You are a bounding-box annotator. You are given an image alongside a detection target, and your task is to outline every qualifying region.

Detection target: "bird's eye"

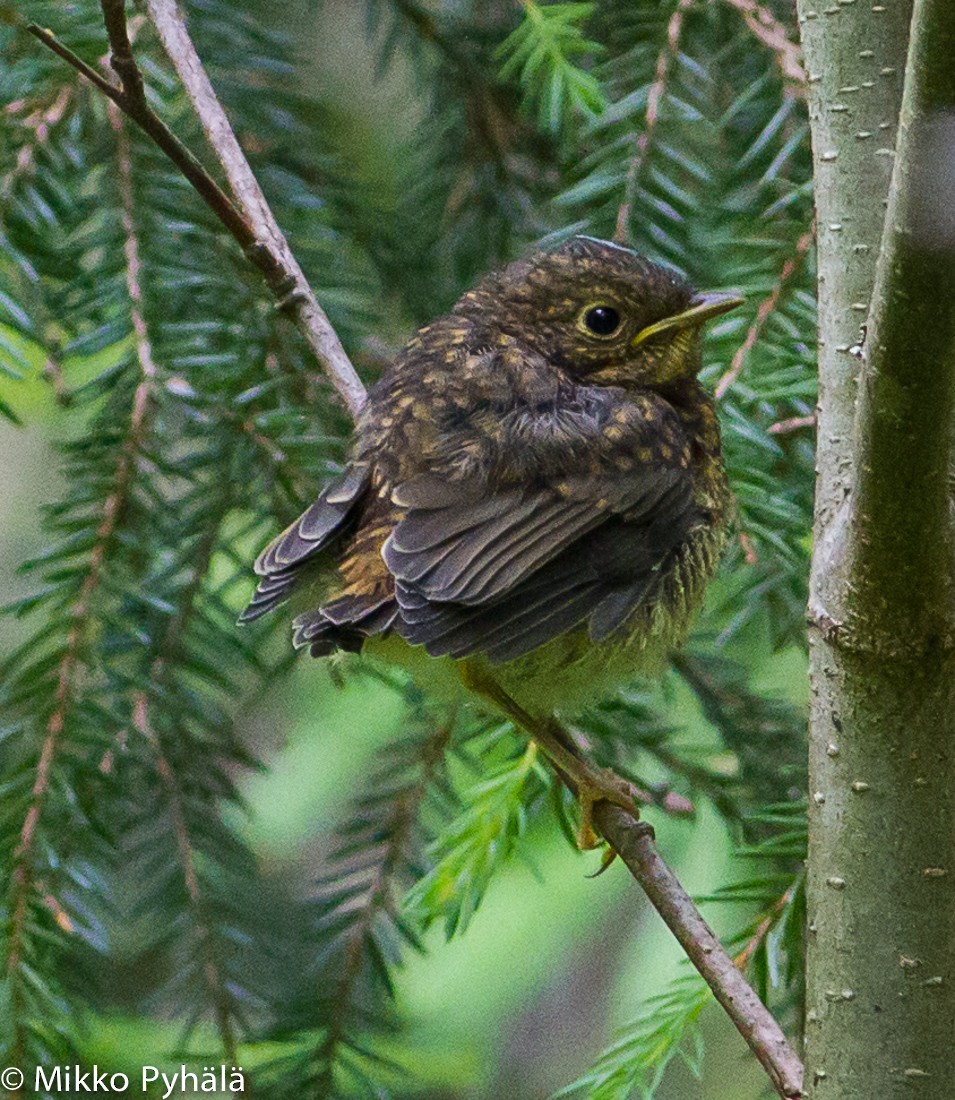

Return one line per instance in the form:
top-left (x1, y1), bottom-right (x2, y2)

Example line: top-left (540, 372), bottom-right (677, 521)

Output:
top-left (581, 304), bottom-right (622, 338)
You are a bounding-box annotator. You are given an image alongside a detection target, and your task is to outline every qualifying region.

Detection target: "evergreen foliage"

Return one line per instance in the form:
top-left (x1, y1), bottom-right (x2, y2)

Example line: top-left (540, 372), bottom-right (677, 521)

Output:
top-left (1, 1), bottom-right (811, 1096)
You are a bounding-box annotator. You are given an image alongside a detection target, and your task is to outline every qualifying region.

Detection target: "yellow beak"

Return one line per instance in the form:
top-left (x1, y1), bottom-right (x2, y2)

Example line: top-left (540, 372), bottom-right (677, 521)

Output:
top-left (630, 291), bottom-right (744, 350)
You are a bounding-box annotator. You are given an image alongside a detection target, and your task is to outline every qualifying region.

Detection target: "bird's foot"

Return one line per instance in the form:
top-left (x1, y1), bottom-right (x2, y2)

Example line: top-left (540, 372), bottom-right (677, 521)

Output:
top-left (457, 661), bottom-right (641, 851)
top-left (565, 760), bottom-right (640, 850)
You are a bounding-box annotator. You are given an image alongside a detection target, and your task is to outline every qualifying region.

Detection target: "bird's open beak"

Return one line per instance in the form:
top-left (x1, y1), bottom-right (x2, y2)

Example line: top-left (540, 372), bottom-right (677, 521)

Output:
top-left (630, 291), bottom-right (744, 349)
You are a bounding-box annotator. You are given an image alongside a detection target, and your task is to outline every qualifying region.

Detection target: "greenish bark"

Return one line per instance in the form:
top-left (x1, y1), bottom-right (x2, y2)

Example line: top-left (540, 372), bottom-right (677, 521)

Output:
top-left (799, 1), bottom-right (955, 1096)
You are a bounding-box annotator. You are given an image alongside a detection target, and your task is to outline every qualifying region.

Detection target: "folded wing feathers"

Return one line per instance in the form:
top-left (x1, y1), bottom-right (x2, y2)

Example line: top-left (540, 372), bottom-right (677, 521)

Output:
top-left (246, 452), bottom-right (697, 665)
top-left (240, 464), bottom-right (369, 623)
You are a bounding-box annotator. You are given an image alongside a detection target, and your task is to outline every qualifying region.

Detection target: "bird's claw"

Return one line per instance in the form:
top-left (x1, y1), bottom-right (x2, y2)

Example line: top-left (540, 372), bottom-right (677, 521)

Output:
top-left (575, 765), bottom-right (640, 850)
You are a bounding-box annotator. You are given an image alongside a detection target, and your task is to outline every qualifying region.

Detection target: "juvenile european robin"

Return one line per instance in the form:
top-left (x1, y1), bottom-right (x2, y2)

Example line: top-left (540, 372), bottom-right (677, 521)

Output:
top-left (242, 236), bottom-right (741, 844)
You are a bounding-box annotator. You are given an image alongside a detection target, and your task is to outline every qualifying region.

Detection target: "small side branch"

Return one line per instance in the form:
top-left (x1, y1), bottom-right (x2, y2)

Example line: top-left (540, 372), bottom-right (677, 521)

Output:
top-left (715, 224), bottom-right (815, 399)
top-left (594, 803), bottom-right (804, 1099)
top-left (720, 0), bottom-right (806, 94)
top-left (28, 2), bottom-right (366, 416)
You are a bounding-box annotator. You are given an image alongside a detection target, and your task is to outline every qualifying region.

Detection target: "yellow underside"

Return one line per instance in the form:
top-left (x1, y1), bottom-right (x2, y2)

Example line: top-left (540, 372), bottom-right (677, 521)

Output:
top-left (363, 530), bottom-right (719, 719)
top-left (364, 626), bottom-right (670, 718)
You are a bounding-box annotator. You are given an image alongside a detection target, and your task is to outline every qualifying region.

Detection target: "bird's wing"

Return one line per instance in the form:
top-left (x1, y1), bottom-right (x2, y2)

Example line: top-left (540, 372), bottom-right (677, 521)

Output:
top-left (384, 399), bottom-right (702, 663)
top-left (239, 462), bottom-right (371, 622)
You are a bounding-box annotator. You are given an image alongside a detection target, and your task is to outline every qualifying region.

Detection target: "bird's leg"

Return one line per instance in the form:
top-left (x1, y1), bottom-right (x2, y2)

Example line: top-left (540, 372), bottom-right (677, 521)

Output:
top-left (459, 662), bottom-right (639, 849)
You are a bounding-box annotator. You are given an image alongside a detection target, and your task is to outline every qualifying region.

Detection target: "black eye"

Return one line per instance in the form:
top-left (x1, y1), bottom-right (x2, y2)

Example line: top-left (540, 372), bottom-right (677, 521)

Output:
top-left (582, 305), bottom-right (622, 337)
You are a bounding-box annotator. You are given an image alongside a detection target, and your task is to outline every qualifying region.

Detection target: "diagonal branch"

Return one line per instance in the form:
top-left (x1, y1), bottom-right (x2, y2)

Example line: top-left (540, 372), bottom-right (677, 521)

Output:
top-left (28, 1), bottom-right (366, 415)
top-left (142, 0), bottom-right (364, 415)
top-left (523, 715), bottom-right (804, 1098)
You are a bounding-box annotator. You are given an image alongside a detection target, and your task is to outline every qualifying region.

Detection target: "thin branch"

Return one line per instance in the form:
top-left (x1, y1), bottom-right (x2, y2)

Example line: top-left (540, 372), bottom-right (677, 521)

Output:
top-left (715, 224), bottom-right (815, 399)
top-left (27, 3), bottom-right (366, 416)
top-left (107, 100), bottom-right (158, 385)
top-left (720, 0), bottom-right (806, 94)
top-left (614, 0), bottom-right (692, 243)
top-left (7, 302), bottom-right (155, 1057)
top-left (509, 716), bottom-right (803, 1097)
top-left (593, 804), bottom-right (804, 1098)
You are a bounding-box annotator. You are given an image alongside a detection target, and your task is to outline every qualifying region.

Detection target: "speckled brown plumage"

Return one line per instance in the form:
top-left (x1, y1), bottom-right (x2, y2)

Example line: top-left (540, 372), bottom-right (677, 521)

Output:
top-left (242, 235), bottom-right (741, 716)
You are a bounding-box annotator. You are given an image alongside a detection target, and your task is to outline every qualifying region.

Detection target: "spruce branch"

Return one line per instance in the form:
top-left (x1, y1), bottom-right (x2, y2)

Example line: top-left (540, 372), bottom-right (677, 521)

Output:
top-left (27, 0), bottom-right (366, 416)
top-left (613, 0), bottom-right (692, 244)
top-left (715, 223), bottom-right (815, 399)
top-left (720, 0), bottom-right (806, 93)
top-left (132, 690), bottom-right (239, 1063)
top-left (6, 175), bottom-right (157, 1068)
top-left (108, 101), bottom-right (159, 387)
top-left (1, 85), bottom-right (73, 202)
top-left (313, 718), bottom-right (451, 1090)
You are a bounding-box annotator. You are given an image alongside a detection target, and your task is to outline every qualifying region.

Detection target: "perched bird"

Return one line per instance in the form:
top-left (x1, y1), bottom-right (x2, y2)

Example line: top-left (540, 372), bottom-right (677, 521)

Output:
top-left (242, 235), bottom-right (741, 844)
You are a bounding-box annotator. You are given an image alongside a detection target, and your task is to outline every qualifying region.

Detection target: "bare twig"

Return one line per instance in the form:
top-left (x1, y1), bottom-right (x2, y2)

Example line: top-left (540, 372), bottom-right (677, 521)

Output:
top-left (594, 804), bottom-right (804, 1098)
top-left (28, 2), bottom-right (366, 415)
top-left (517, 719), bottom-right (803, 1097)
top-left (615, 0), bottom-right (692, 243)
top-left (143, 0), bottom-right (365, 414)
top-left (715, 224), bottom-right (815, 399)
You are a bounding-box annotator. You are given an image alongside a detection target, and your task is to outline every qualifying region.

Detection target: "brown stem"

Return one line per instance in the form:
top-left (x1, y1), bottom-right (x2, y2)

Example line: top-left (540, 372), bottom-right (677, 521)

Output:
top-left (594, 803), bottom-right (804, 1098)
top-left (768, 413), bottom-right (815, 436)
top-left (6, 236), bottom-right (155, 1069)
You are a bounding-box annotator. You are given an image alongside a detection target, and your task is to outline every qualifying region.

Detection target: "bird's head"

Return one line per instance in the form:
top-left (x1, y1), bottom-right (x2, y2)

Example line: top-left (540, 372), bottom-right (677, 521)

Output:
top-left (455, 236), bottom-right (742, 389)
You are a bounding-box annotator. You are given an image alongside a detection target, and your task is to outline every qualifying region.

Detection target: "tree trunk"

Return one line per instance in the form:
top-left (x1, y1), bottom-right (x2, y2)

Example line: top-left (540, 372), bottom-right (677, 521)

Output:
top-left (799, 1), bottom-right (955, 1095)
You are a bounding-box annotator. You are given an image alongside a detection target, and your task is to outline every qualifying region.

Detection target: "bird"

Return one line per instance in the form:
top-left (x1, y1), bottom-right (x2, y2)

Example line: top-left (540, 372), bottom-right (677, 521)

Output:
top-left (241, 235), bottom-right (742, 846)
